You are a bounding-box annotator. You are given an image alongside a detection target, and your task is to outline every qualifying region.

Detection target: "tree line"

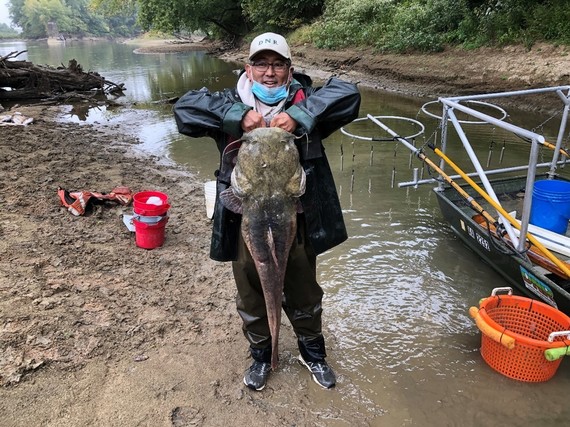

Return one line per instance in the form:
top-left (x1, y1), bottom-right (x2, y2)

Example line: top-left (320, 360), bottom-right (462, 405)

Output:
top-left (5, 0), bottom-right (139, 39)
top-left (5, 0), bottom-right (570, 52)
top-left (0, 22), bottom-right (19, 38)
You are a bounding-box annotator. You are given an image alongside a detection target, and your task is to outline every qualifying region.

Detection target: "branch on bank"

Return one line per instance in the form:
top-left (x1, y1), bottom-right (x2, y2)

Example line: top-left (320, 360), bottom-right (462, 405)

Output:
top-left (0, 50), bottom-right (125, 101)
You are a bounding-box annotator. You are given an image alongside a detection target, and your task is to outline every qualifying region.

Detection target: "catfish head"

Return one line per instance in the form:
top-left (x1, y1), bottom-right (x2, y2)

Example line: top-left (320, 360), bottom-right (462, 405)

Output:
top-left (220, 127), bottom-right (306, 370)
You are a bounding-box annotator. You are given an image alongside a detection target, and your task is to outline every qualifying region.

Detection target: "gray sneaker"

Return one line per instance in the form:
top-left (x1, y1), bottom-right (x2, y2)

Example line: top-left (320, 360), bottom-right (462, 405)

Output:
top-left (298, 355), bottom-right (336, 389)
top-left (243, 360), bottom-right (271, 391)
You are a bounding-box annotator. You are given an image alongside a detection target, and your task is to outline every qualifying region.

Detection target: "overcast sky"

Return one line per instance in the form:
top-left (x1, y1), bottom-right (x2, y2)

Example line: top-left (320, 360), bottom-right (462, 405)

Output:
top-left (1, 0), bottom-right (12, 26)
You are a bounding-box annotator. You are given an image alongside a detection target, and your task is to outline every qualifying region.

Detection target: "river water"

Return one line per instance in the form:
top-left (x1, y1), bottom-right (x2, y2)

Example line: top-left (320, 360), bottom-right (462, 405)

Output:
top-left (2, 39), bottom-right (569, 425)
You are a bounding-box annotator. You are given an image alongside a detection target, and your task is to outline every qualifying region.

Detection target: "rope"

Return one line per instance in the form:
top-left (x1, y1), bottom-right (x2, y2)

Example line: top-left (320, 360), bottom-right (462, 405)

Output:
top-left (496, 294), bottom-right (503, 308)
top-left (531, 108), bottom-right (563, 135)
top-left (499, 328), bottom-right (506, 345)
top-left (482, 213), bottom-right (523, 256)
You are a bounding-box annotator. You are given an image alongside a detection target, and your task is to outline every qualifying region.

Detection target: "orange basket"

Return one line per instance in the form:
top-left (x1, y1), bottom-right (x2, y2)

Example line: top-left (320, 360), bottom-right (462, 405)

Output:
top-left (470, 287), bottom-right (570, 382)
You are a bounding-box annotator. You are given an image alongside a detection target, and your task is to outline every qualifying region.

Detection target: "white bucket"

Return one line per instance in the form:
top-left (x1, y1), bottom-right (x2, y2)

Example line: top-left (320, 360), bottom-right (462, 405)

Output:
top-left (204, 181), bottom-right (217, 219)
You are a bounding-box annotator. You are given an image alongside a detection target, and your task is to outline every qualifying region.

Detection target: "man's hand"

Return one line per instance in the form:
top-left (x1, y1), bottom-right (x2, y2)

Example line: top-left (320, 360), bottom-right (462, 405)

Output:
top-left (241, 110), bottom-right (266, 132)
top-left (270, 112), bottom-right (297, 133)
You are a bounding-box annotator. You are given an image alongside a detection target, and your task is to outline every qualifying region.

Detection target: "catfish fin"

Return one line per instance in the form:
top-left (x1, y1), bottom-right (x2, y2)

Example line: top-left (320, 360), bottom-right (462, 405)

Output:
top-left (219, 187), bottom-right (243, 214)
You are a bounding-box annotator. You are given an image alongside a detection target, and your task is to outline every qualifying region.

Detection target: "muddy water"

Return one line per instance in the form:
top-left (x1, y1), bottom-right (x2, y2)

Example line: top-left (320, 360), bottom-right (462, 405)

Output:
top-left (3, 39), bottom-right (570, 425)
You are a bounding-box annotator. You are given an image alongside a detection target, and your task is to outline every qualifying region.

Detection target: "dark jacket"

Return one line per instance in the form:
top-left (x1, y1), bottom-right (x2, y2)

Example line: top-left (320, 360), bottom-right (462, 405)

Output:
top-left (174, 71), bottom-right (361, 261)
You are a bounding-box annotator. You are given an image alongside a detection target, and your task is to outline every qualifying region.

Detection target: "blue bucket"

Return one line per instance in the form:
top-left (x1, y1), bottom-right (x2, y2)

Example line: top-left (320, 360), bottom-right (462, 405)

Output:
top-left (530, 180), bottom-right (570, 234)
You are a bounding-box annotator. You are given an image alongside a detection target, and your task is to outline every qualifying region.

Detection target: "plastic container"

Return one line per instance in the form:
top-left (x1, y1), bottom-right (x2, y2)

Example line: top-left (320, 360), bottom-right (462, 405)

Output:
top-left (471, 288), bottom-right (570, 382)
top-left (530, 180), bottom-right (570, 234)
top-left (133, 216), bottom-right (169, 249)
top-left (133, 191), bottom-right (170, 216)
top-left (204, 181), bottom-right (216, 219)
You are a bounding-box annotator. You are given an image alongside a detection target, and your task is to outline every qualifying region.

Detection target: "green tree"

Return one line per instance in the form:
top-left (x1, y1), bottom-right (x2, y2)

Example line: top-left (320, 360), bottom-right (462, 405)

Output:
top-left (311, 0), bottom-right (398, 49)
top-left (66, 0), bottom-right (109, 36)
top-left (7, 0), bottom-right (26, 29)
top-left (135, 0), bottom-right (247, 38)
top-left (472, 0), bottom-right (570, 46)
top-left (8, 0), bottom-right (138, 38)
top-left (89, 0), bottom-right (137, 16)
top-left (242, 0), bottom-right (324, 32)
top-left (9, 0), bottom-right (568, 47)
top-left (383, 0), bottom-right (470, 52)
top-left (21, 0), bottom-right (73, 38)
top-left (87, 0), bottom-right (141, 37)
top-left (0, 22), bottom-right (20, 38)
top-left (92, 0), bottom-right (346, 39)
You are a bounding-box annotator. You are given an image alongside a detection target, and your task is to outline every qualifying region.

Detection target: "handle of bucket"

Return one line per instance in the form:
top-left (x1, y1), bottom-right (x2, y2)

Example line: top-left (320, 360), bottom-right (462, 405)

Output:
top-left (133, 214), bottom-right (167, 223)
top-left (491, 287), bottom-right (513, 296)
top-left (479, 287), bottom-right (514, 305)
top-left (547, 331), bottom-right (570, 342)
top-left (469, 306), bottom-right (516, 349)
top-left (543, 331), bottom-right (570, 361)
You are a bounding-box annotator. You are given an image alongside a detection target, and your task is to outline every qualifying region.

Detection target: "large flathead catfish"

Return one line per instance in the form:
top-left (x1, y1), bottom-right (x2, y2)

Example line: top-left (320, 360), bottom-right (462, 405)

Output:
top-left (220, 127), bottom-right (306, 370)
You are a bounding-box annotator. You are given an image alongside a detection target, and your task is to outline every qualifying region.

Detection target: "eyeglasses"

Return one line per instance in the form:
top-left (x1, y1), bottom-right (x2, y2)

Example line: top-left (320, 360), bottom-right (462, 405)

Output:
top-left (250, 61), bottom-right (290, 72)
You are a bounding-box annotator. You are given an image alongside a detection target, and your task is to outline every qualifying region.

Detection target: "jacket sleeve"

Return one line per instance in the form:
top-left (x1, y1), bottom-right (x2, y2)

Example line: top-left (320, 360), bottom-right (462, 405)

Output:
top-left (285, 77), bottom-right (361, 139)
top-left (173, 87), bottom-right (252, 140)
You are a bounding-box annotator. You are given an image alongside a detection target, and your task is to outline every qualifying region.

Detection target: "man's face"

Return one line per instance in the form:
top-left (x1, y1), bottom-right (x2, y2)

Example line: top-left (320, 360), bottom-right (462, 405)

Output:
top-left (246, 51), bottom-right (292, 87)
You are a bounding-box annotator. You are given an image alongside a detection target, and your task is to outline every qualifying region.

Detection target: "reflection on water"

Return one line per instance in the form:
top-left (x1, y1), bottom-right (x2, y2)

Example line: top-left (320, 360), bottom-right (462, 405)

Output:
top-left (3, 39), bottom-right (570, 425)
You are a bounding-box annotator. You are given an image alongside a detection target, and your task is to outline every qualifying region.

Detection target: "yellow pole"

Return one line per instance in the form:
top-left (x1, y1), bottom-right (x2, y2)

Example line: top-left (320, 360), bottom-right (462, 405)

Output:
top-left (414, 151), bottom-right (496, 225)
top-left (544, 141), bottom-right (570, 159)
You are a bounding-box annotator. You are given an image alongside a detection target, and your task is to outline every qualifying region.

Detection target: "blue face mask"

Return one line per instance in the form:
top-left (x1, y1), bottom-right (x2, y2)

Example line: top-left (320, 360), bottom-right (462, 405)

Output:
top-left (251, 81), bottom-right (288, 105)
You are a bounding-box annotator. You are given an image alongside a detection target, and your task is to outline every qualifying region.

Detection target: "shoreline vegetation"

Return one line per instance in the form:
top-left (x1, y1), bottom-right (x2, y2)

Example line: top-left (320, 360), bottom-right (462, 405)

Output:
top-left (6, 0), bottom-right (569, 57)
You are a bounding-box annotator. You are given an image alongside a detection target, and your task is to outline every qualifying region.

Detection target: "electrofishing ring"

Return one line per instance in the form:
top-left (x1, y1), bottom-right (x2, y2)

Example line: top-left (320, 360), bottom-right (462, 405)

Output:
top-left (420, 100), bottom-right (508, 125)
top-left (340, 115), bottom-right (425, 141)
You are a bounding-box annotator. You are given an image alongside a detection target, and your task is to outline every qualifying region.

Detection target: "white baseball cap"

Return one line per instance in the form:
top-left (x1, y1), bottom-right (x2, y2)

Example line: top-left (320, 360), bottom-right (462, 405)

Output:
top-left (248, 32), bottom-right (291, 60)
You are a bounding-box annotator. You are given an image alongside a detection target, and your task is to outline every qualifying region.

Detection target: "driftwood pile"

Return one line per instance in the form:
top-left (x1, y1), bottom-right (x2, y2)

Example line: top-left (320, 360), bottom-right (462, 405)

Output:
top-left (0, 50), bottom-right (125, 102)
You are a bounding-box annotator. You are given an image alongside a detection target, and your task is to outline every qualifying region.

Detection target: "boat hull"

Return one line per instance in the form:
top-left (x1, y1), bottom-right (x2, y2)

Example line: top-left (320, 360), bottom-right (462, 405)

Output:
top-left (434, 176), bottom-right (570, 315)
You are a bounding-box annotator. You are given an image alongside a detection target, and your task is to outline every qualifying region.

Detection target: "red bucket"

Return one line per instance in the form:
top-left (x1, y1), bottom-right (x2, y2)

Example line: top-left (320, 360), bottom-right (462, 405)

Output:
top-left (133, 216), bottom-right (169, 249)
top-left (133, 191), bottom-right (170, 216)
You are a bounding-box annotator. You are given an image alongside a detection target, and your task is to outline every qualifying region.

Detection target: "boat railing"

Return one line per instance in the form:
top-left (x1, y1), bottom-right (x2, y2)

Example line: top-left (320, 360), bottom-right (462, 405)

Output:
top-left (437, 86), bottom-right (570, 252)
top-left (349, 86), bottom-right (570, 278)
top-left (398, 160), bottom-right (568, 188)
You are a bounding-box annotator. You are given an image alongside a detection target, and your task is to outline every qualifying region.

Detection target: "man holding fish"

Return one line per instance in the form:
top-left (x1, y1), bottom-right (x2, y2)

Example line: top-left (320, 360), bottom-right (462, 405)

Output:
top-left (174, 32), bottom-right (361, 391)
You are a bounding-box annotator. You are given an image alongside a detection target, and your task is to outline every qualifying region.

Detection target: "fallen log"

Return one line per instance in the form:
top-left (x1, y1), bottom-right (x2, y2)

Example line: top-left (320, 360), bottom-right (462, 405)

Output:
top-left (0, 50), bottom-right (125, 101)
